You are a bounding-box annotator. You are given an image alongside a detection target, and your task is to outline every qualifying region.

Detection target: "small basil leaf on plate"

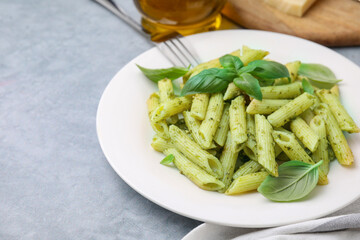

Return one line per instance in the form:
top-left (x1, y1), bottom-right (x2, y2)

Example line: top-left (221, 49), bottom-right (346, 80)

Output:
top-left (219, 54), bottom-right (244, 72)
top-left (302, 78), bottom-right (314, 94)
top-left (247, 60), bottom-right (290, 79)
top-left (160, 154), bottom-right (175, 166)
top-left (258, 160), bottom-right (323, 202)
top-left (181, 68), bottom-right (237, 96)
top-left (136, 64), bottom-right (189, 82)
top-left (298, 63), bottom-right (341, 85)
top-left (233, 73), bottom-right (262, 100)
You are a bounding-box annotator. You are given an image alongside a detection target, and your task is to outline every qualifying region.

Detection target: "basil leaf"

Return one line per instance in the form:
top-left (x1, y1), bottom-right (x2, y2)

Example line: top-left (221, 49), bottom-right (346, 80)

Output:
top-left (258, 77), bottom-right (275, 87)
top-left (219, 54), bottom-right (244, 72)
top-left (247, 60), bottom-right (290, 79)
top-left (137, 64), bottom-right (189, 82)
top-left (237, 65), bottom-right (257, 75)
top-left (302, 78), bottom-right (314, 95)
top-left (181, 68), bottom-right (237, 96)
top-left (258, 160), bottom-right (323, 202)
top-left (233, 73), bottom-right (262, 100)
top-left (298, 63), bottom-right (341, 85)
top-left (160, 154), bottom-right (175, 166)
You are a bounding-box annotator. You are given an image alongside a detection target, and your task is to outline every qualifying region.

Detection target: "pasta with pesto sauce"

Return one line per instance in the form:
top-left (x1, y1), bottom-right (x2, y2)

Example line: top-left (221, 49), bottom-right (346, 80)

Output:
top-left (139, 46), bottom-right (358, 200)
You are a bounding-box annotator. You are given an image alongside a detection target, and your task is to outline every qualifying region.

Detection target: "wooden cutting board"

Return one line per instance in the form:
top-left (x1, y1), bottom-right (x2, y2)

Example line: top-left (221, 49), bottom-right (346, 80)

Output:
top-left (222, 0), bottom-right (360, 46)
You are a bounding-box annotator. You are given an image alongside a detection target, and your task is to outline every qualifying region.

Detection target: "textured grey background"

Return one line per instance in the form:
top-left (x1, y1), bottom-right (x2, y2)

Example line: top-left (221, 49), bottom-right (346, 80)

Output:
top-left (0, 0), bottom-right (359, 239)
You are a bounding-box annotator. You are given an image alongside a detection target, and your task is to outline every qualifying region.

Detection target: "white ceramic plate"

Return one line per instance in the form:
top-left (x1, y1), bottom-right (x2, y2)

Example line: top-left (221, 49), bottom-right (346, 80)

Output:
top-left (182, 223), bottom-right (250, 240)
top-left (96, 30), bottom-right (360, 227)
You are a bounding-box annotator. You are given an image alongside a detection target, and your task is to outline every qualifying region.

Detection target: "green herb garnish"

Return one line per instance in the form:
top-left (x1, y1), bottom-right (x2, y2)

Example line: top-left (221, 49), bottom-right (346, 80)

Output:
top-left (246, 60), bottom-right (290, 80)
top-left (180, 68), bottom-right (237, 96)
top-left (298, 63), bottom-right (341, 87)
top-left (219, 54), bottom-right (244, 72)
top-left (258, 160), bottom-right (323, 202)
top-left (302, 78), bottom-right (314, 94)
top-left (233, 73), bottom-right (262, 100)
top-left (181, 56), bottom-right (289, 100)
top-left (160, 154), bottom-right (175, 166)
top-left (137, 65), bottom-right (189, 82)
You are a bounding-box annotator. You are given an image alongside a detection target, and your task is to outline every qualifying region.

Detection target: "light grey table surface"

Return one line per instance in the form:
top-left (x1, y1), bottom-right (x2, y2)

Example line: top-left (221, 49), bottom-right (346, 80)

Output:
top-left (1, 1), bottom-right (360, 239)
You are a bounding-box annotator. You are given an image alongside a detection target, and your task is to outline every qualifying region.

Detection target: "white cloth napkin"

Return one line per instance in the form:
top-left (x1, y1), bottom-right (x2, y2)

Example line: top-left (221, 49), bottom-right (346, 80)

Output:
top-left (184, 214), bottom-right (360, 239)
top-left (233, 213), bottom-right (360, 240)
top-left (183, 206), bottom-right (360, 240)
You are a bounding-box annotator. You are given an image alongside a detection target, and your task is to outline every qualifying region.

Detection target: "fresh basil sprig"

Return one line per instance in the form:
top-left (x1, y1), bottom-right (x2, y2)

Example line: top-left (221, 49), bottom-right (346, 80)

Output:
top-left (137, 64), bottom-right (189, 82)
top-left (234, 73), bottom-right (262, 100)
top-left (258, 160), bottom-right (323, 202)
top-left (138, 54), bottom-right (290, 100)
top-left (180, 55), bottom-right (289, 100)
top-left (298, 63), bottom-right (341, 86)
top-left (302, 78), bottom-right (314, 94)
top-left (180, 68), bottom-right (237, 96)
top-left (219, 54), bottom-right (244, 72)
top-left (160, 154), bottom-right (175, 166)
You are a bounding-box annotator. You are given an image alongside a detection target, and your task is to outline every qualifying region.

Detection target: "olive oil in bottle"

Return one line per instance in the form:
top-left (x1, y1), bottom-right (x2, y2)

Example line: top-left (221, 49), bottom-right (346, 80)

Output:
top-left (134, 0), bottom-right (227, 41)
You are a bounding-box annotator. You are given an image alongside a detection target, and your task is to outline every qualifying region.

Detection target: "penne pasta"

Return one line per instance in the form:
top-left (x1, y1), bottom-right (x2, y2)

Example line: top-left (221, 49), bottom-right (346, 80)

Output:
top-left (286, 61), bottom-right (301, 82)
top-left (246, 99), bottom-right (291, 115)
top-left (158, 78), bottom-right (179, 124)
top-left (183, 111), bottom-right (217, 149)
top-left (300, 109), bottom-right (314, 125)
top-left (224, 82), bottom-right (242, 101)
top-left (314, 103), bottom-right (354, 166)
top-left (240, 45), bottom-right (269, 66)
top-left (274, 143), bottom-right (283, 157)
top-left (151, 96), bottom-right (192, 122)
top-left (151, 135), bottom-right (173, 152)
top-left (229, 96), bottom-right (247, 149)
top-left (164, 148), bottom-right (225, 191)
top-left (147, 93), bottom-right (170, 139)
top-left (207, 149), bottom-right (218, 156)
top-left (183, 111), bottom-right (203, 144)
top-left (147, 91), bottom-right (161, 115)
top-left (244, 114), bottom-right (257, 160)
top-left (243, 142), bottom-right (256, 160)
top-left (330, 85), bottom-right (340, 97)
top-left (290, 117), bottom-right (319, 152)
top-left (316, 89), bottom-right (359, 133)
top-left (232, 160), bottom-right (263, 180)
top-left (190, 93), bottom-right (210, 120)
top-left (158, 78), bottom-right (174, 102)
top-left (246, 112), bottom-right (256, 137)
top-left (225, 172), bottom-right (269, 195)
top-left (276, 152), bottom-right (290, 163)
top-left (274, 61), bottom-right (301, 85)
top-left (272, 129), bottom-right (328, 185)
top-left (310, 115), bottom-right (329, 175)
top-left (255, 114), bottom-right (278, 176)
top-left (169, 125), bottom-right (223, 178)
top-left (267, 92), bottom-right (317, 127)
top-left (328, 145), bottom-right (336, 162)
top-left (199, 93), bottom-right (224, 149)
top-left (214, 103), bottom-right (231, 147)
top-left (261, 81), bottom-right (302, 99)
top-left (218, 132), bottom-right (243, 192)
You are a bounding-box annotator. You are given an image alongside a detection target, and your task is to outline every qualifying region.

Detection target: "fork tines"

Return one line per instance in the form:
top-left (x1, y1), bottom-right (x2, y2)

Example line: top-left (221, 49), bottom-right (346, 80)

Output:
top-left (157, 37), bottom-right (200, 68)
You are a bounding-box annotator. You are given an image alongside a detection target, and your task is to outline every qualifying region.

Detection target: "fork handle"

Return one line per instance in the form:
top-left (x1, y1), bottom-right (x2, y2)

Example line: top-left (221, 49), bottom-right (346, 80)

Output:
top-left (92, 0), bottom-right (151, 40)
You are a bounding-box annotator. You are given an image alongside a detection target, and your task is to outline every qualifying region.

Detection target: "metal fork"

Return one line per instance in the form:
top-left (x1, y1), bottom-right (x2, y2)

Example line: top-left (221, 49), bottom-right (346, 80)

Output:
top-left (91, 0), bottom-right (200, 67)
